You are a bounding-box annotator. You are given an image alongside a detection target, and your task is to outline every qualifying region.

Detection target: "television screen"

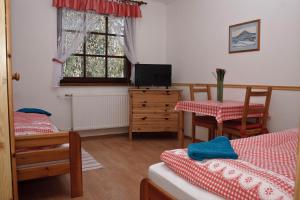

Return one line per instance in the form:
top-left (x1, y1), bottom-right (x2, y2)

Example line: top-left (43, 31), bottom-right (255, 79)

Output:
top-left (135, 64), bottom-right (172, 87)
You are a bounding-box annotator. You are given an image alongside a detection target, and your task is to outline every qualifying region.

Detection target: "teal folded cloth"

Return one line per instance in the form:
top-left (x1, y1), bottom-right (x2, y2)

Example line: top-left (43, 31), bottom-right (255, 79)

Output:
top-left (188, 136), bottom-right (238, 161)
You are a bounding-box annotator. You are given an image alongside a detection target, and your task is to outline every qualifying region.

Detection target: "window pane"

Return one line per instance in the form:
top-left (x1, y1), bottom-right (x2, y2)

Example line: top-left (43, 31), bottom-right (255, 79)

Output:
top-left (62, 9), bottom-right (84, 30)
top-left (86, 13), bottom-right (106, 33)
top-left (108, 58), bottom-right (125, 78)
top-left (108, 36), bottom-right (124, 56)
top-left (62, 31), bottom-right (83, 54)
top-left (108, 18), bottom-right (124, 35)
top-left (86, 57), bottom-right (106, 77)
top-left (86, 34), bottom-right (106, 55)
top-left (63, 56), bottom-right (84, 77)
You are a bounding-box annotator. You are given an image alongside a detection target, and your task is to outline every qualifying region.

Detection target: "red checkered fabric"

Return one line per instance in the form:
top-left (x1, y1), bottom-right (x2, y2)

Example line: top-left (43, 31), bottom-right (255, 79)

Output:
top-left (175, 100), bottom-right (263, 123)
top-left (14, 112), bottom-right (55, 136)
top-left (161, 129), bottom-right (298, 200)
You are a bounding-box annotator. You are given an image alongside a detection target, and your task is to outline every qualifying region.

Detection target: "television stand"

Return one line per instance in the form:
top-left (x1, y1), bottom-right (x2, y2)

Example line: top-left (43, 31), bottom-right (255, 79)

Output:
top-left (128, 88), bottom-right (182, 141)
top-left (134, 86), bottom-right (171, 90)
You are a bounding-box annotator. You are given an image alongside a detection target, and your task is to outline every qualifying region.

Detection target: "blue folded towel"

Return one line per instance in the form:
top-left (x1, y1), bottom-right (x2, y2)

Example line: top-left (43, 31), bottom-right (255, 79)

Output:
top-left (188, 136), bottom-right (238, 161)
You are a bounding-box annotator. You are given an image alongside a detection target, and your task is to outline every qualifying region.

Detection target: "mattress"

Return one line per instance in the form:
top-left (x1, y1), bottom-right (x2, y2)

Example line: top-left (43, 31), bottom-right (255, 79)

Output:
top-left (149, 162), bottom-right (223, 200)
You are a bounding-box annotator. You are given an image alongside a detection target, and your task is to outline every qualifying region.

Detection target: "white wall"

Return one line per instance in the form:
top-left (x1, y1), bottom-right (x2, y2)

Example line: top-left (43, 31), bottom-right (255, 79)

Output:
top-left (11, 0), bottom-right (167, 130)
top-left (136, 0), bottom-right (167, 63)
top-left (167, 0), bottom-right (300, 85)
top-left (167, 0), bottom-right (300, 139)
top-left (11, 0), bottom-right (300, 138)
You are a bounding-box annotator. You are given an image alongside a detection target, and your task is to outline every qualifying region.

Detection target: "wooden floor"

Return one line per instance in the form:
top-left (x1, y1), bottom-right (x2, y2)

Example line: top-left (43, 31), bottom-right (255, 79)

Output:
top-left (19, 133), bottom-right (189, 200)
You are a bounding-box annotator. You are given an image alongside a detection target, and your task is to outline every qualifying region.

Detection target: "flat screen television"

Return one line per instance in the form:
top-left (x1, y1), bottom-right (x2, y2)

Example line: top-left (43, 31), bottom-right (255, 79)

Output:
top-left (135, 64), bottom-right (172, 87)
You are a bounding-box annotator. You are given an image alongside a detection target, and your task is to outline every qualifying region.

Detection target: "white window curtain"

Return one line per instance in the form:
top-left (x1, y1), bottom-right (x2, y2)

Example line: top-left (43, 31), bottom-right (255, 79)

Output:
top-left (53, 9), bottom-right (139, 87)
top-left (125, 18), bottom-right (139, 83)
top-left (53, 9), bottom-right (103, 87)
top-left (110, 17), bottom-right (138, 83)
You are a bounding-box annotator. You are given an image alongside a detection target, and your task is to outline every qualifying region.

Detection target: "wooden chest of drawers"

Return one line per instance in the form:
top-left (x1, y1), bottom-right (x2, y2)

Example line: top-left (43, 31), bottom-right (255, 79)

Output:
top-left (128, 88), bottom-right (182, 140)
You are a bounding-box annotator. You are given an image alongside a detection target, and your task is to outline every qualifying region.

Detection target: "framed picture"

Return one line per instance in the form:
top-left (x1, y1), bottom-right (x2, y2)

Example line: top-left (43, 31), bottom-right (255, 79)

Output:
top-left (229, 19), bottom-right (260, 53)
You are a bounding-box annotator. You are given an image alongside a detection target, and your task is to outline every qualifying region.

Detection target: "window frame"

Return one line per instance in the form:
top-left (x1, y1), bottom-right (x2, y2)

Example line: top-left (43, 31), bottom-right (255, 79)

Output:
top-left (57, 9), bottom-right (131, 86)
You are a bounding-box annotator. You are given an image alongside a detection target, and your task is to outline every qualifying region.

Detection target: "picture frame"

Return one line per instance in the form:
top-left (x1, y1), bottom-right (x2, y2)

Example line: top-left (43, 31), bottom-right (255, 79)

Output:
top-left (229, 19), bottom-right (260, 53)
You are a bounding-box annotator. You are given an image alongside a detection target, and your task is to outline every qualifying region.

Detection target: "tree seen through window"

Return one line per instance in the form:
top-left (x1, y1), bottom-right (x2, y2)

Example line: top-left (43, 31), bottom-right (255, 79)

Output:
top-left (59, 9), bottom-right (130, 84)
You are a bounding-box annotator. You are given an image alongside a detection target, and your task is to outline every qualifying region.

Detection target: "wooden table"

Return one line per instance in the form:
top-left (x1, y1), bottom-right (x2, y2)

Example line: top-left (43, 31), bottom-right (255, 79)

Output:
top-left (175, 100), bottom-right (263, 147)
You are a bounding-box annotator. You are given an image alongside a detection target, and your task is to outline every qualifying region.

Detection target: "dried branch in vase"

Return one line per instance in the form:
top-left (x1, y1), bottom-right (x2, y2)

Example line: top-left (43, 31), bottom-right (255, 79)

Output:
top-left (216, 68), bottom-right (226, 102)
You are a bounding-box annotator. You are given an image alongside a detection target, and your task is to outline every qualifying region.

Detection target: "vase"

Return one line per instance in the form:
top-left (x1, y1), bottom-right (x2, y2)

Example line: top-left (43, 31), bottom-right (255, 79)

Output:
top-left (217, 81), bottom-right (224, 102)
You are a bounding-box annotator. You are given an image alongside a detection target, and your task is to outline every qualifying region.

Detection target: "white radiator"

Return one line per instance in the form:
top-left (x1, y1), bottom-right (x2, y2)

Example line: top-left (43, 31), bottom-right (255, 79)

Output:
top-left (70, 94), bottom-right (129, 131)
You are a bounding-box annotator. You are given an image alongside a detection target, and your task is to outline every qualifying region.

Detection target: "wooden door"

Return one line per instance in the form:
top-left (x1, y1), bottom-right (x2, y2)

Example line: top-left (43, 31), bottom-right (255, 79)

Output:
top-left (6, 0), bottom-right (19, 198)
top-left (0, 0), bottom-right (13, 199)
top-left (1, 0), bottom-right (18, 199)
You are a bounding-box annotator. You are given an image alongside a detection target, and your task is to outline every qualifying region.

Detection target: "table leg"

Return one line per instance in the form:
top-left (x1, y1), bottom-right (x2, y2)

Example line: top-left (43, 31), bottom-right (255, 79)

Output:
top-left (217, 122), bottom-right (223, 137)
top-left (178, 110), bottom-right (184, 148)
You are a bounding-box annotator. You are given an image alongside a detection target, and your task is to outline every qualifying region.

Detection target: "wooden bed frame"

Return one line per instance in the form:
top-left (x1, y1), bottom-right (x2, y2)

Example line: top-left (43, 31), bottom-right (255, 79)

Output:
top-left (15, 131), bottom-right (83, 198)
top-left (140, 178), bottom-right (175, 200)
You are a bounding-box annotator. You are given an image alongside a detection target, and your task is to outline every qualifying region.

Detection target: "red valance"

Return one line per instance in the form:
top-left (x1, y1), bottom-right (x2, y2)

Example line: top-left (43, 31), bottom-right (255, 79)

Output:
top-left (53, 0), bottom-right (142, 18)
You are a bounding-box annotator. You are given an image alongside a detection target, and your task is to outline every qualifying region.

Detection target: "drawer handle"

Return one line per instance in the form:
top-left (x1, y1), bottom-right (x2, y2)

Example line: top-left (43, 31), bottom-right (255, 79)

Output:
top-left (142, 104), bottom-right (146, 107)
top-left (165, 118), bottom-right (169, 120)
top-left (165, 104), bottom-right (169, 107)
top-left (142, 90), bottom-right (146, 93)
top-left (142, 117), bottom-right (147, 120)
top-left (143, 101), bottom-right (147, 103)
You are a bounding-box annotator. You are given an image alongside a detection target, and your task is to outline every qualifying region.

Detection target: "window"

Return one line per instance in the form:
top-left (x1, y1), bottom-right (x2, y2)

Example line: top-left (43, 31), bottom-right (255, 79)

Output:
top-left (58, 9), bottom-right (130, 85)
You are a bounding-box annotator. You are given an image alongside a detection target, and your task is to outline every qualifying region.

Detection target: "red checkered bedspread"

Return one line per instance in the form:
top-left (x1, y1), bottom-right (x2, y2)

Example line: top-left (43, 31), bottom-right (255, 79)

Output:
top-left (161, 129), bottom-right (298, 200)
top-left (14, 112), bottom-right (55, 136)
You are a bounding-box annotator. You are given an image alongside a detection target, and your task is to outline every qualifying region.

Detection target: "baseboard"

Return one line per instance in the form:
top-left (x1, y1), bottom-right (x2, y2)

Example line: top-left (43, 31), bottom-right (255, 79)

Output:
top-left (78, 127), bottom-right (128, 137)
top-left (184, 135), bottom-right (205, 142)
top-left (78, 128), bottom-right (203, 141)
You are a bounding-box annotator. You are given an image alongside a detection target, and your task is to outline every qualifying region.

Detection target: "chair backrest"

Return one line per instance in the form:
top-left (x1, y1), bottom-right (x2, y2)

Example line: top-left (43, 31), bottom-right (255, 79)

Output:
top-left (189, 84), bottom-right (212, 101)
top-left (241, 86), bottom-right (272, 132)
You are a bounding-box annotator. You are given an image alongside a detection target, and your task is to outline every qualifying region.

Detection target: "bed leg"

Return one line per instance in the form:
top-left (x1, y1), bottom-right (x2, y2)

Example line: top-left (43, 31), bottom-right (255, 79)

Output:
top-left (140, 178), bottom-right (149, 200)
top-left (69, 132), bottom-right (83, 198)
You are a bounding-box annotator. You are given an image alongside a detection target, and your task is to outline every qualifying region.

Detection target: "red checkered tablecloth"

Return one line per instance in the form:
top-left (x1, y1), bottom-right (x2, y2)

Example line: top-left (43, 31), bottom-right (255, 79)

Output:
top-left (175, 100), bottom-right (263, 123)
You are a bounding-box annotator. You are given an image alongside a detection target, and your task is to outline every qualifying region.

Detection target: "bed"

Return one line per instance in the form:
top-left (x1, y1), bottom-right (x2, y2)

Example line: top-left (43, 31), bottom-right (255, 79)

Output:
top-left (14, 112), bottom-right (83, 198)
top-left (141, 129), bottom-right (298, 200)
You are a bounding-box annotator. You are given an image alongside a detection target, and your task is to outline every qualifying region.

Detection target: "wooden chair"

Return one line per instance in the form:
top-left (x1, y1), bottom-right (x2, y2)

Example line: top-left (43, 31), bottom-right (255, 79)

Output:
top-left (189, 84), bottom-right (217, 142)
top-left (223, 86), bottom-right (272, 138)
